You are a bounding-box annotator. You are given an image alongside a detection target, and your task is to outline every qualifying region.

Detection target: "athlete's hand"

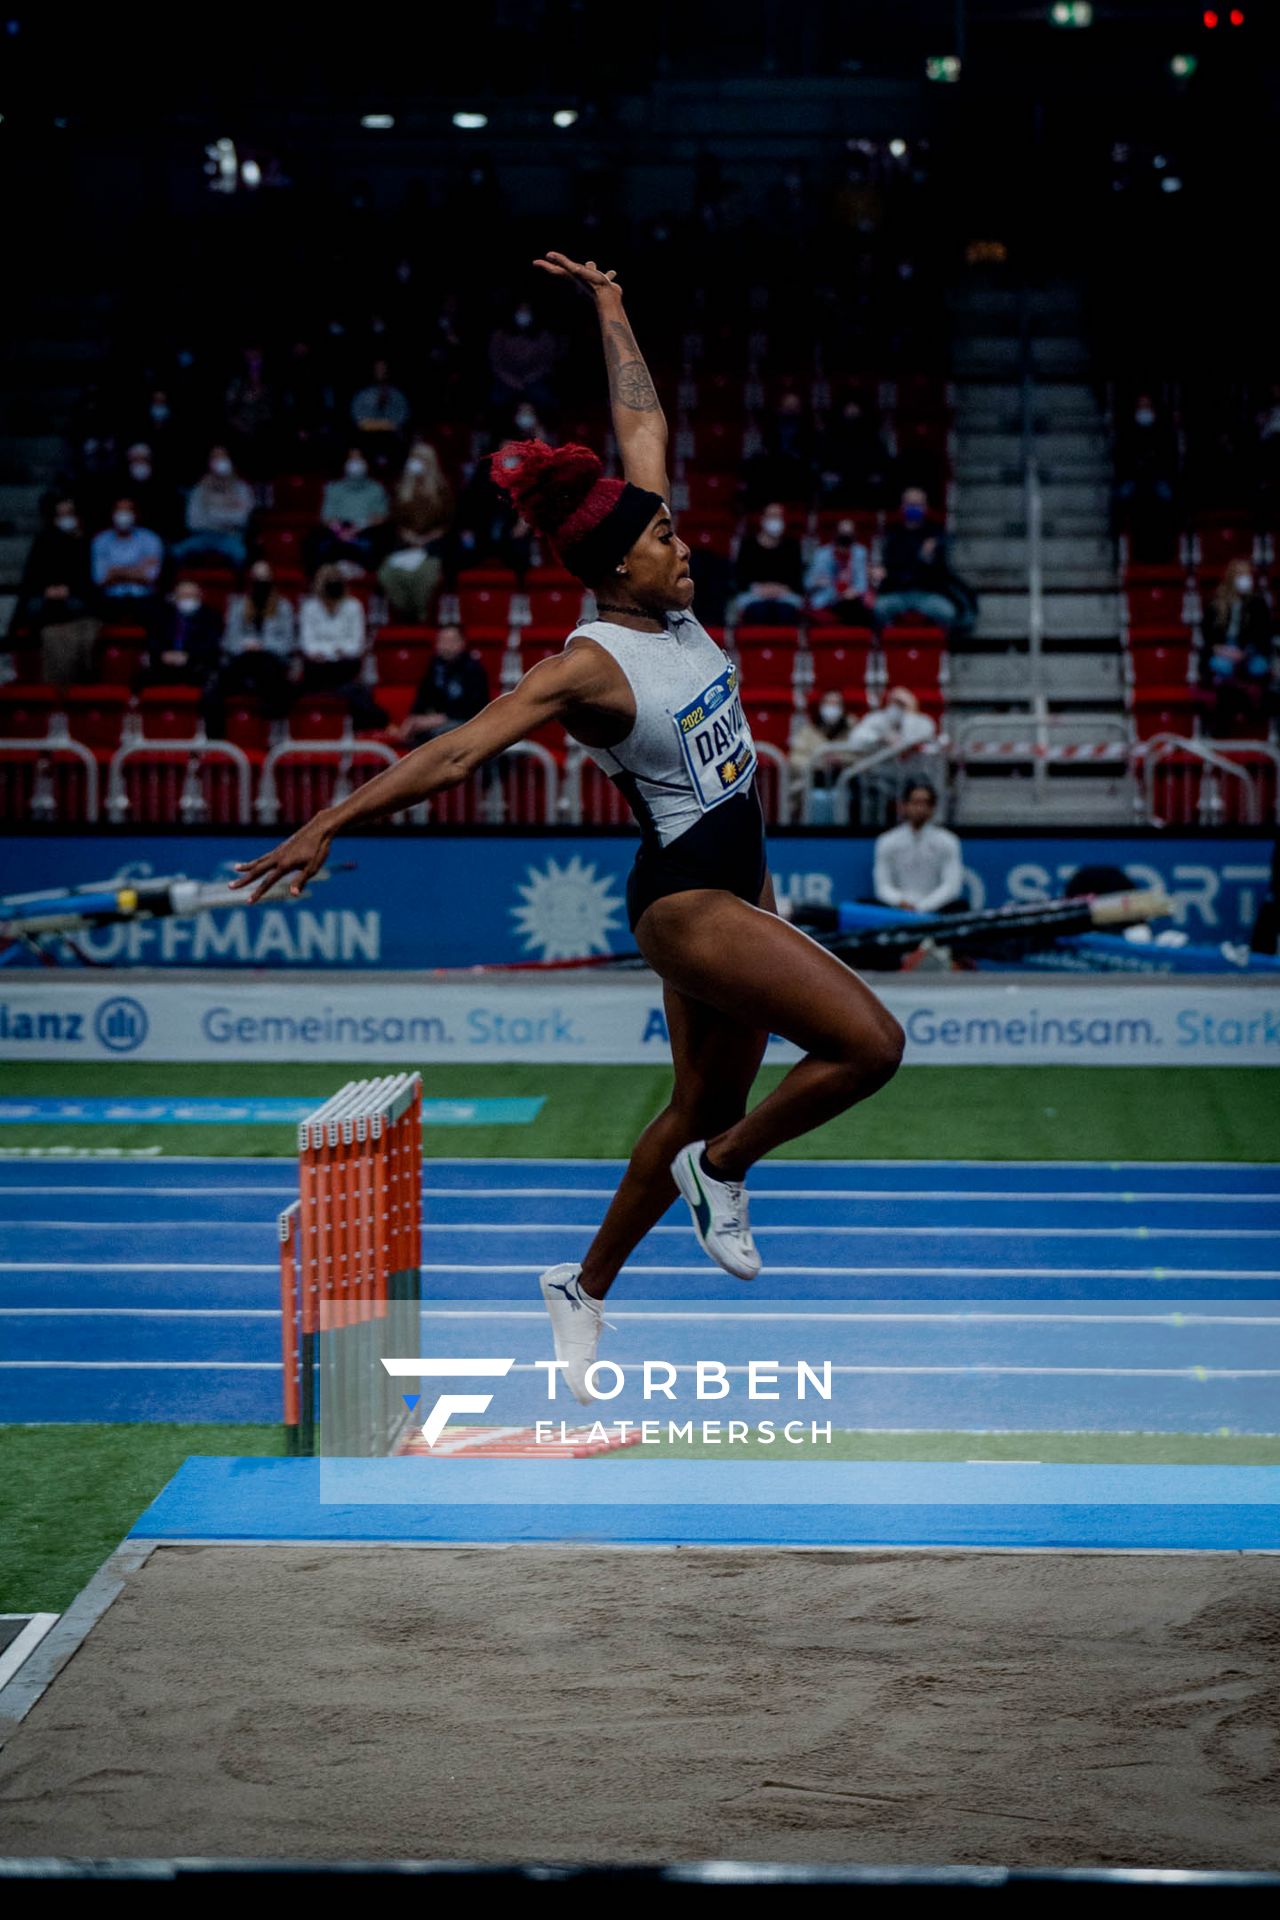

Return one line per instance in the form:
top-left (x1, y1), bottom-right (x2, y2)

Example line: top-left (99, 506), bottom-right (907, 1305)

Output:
top-left (533, 252), bottom-right (622, 302)
top-left (229, 814), bottom-right (334, 905)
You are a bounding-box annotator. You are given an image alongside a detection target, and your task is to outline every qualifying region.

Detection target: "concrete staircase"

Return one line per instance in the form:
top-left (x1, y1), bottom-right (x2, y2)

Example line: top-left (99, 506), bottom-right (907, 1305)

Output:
top-left (944, 280), bottom-right (1130, 824)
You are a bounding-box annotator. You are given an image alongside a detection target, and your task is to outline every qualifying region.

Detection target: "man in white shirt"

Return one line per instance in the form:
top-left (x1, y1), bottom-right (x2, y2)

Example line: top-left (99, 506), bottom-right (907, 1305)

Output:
top-left (848, 686), bottom-right (938, 757)
top-left (873, 781), bottom-right (965, 914)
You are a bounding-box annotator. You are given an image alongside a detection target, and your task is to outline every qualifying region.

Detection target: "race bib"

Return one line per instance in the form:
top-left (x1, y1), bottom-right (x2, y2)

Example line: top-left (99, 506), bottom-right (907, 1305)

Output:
top-left (671, 664), bottom-right (756, 813)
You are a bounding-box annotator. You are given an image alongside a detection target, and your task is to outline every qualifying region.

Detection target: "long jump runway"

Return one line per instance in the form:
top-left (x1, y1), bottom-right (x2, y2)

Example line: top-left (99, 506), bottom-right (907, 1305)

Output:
top-left (1, 1157), bottom-right (1277, 1552)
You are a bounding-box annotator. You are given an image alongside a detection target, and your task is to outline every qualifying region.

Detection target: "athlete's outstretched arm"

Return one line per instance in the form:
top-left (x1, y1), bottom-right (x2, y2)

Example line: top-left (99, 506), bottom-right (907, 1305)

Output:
top-left (533, 251), bottom-right (669, 500)
top-left (229, 646), bottom-right (620, 903)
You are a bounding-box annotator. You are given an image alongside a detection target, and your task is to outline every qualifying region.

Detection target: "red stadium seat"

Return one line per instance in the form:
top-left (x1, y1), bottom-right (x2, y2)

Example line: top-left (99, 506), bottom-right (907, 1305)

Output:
top-left (734, 627), bottom-right (799, 692)
top-left (272, 473), bottom-right (325, 514)
top-left (523, 584), bottom-right (583, 629)
top-left (61, 685), bottom-right (131, 753)
top-left (371, 684), bottom-right (415, 729)
top-left (681, 514), bottom-right (736, 558)
top-left (1125, 575), bottom-right (1192, 630)
top-left (457, 585), bottom-right (512, 628)
top-left (742, 688), bottom-right (795, 751)
top-left (684, 471), bottom-right (739, 515)
top-left (1194, 518), bottom-right (1258, 571)
top-left (687, 421), bottom-right (745, 466)
top-left (138, 685), bottom-right (203, 739)
top-left (806, 628), bottom-right (875, 699)
top-left (287, 694), bottom-right (350, 741)
top-left (223, 696), bottom-right (271, 755)
top-left (0, 684), bottom-right (60, 739)
top-left (1127, 639), bottom-right (1195, 686)
top-left (518, 628), bottom-right (566, 673)
top-left (97, 635), bottom-right (146, 685)
top-left (374, 633), bottom-right (433, 684)
top-left (1129, 686), bottom-right (1202, 739)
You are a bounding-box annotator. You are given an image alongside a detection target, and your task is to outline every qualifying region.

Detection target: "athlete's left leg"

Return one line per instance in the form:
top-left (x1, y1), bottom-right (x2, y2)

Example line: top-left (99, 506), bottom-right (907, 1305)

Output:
top-left (576, 978), bottom-right (768, 1299)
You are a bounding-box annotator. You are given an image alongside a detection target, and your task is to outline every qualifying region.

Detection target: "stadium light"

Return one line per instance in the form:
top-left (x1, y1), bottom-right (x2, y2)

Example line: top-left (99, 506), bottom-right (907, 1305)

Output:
top-left (1170, 53), bottom-right (1198, 76)
top-left (1202, 8), bottom-right (1218, 23)
top-left (240, 158), bottom-right (261, 188)
top-left (1050, 2), bottom-right (1092, 24)
top-left (1161, 176), bottom-right (1183, 193)
top-left (925, 54), bottom-right (961, 82)
top-left (888, 138), bottom-right (907, 157)
top-left (552, 109), bottom-right (579, 128)
top-left (452, 111), bottom-right (488, 130)
top-left (361, 113), bottom-right (395, 130)
top-left (1229, 7), bottom-right (1245, 21)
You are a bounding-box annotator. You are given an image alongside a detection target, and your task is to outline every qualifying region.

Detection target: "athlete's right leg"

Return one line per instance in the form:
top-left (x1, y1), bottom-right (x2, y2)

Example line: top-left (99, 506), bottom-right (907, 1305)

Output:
top-left (575, 981), bottom-right (768, 1299)
top-left (635, 887), bottom-right (906, 1183)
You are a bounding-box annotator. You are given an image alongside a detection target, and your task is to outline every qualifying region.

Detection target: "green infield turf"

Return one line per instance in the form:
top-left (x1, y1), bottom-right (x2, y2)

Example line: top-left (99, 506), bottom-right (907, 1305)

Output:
top-left (5, 1424), bottom-right (1280, 1613)
top-left (1, 1061), bottom-right (1276, 1160)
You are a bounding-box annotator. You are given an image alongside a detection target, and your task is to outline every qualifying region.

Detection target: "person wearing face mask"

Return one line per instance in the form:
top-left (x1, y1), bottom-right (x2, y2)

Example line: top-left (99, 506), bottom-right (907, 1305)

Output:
top-left (726, 502), bottom-right (805, 626)
top-left (350, 357), bottom-right (412, 455)
top-left (1199, 558), bottom-right (1276, 738)
top-left (1114, 390), bottom-right (1178, 561)
top-left (172, 447), bottom-right (256, 571)
top-left (296, 565), bottom-right (386, 731)
top-left (378, 443), bottom-right (455, 623)
top-left (107, 441), bottom-right (178, 543)
top-left (872, 487), bottom-right (972, 636)
top-left (789, 689), bottom-right (857, 816)
top-left (139, 579), bottom-right (224, 691)
top-left (308, 449), bottom-right (391, 574)
top-left (488, 301), bottom-right (559, 419)
top-left (11, 498), bottom-right (93, 636)
top-left (805, 517), bottom-right (872, 622)
top-left (90, 497), bottom-right (164, 632)
top-left (202, 563), bottom-right (297, 737)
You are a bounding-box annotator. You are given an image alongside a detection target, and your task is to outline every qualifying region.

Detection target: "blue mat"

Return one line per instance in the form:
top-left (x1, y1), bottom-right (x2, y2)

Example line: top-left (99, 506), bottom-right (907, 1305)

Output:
top-left (131, 1457), bottom-right (1280, 1551)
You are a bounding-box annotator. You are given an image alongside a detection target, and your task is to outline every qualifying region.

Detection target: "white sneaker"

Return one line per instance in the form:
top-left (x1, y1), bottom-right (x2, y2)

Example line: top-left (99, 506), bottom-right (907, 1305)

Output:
top-left (539, 1263), bottom-right (607, 1406)
top-left (670, 1142), bottom-right (761, 1281)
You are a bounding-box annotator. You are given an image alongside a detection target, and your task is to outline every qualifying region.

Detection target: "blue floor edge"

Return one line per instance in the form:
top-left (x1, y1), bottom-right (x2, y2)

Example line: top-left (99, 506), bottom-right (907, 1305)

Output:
top-left (130, 1458), bottom-right (1280, 1552)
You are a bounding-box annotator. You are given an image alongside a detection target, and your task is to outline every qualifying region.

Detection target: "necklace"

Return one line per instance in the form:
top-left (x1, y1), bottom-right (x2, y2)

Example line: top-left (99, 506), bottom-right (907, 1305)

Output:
top-left (592, 602), bottom-right (665, 628)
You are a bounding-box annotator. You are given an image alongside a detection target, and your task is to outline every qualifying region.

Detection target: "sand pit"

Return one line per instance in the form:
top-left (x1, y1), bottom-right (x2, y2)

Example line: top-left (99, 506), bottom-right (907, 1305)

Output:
top-left (0, 1543), bottom-right (1277, 1870)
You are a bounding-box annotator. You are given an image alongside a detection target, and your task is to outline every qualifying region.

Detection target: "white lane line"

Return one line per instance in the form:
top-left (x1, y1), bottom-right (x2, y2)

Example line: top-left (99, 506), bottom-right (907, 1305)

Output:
top-left (4, 1307), bottom-right (1278, 1326)
top-left (3, 1262), bottom-right (1277, 1280)
top-left (3, 1261), bottom-right (1279, 1281)
top-left (3, 1185), bottom-right (1277, 1204)
top-left (11, 1220), bottom-right (1278, 1241)
top-left (1, 1360), bottom-right (1276, 1380)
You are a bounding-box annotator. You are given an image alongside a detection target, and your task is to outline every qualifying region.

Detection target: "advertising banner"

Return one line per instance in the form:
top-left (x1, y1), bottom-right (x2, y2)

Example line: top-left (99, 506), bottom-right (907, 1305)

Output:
top-left (1, 973), bottom-right (1275, 1065)
top-left (1, 832), bottom-right (1273, 971)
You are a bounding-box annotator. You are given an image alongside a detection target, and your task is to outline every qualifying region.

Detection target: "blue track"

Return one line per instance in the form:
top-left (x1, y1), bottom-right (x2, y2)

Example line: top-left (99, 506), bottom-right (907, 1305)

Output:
top-left (2, 1156), bottom-right (1277, 1436)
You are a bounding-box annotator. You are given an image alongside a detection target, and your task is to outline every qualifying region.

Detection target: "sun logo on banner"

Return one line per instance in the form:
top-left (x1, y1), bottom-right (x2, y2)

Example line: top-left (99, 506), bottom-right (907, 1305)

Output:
top-left (511, 856), bottom-right (625, 961)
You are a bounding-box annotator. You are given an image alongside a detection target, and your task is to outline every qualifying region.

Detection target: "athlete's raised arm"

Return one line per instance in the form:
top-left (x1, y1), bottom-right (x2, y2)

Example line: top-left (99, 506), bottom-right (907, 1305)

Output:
top-left (533, 252), bottom-right (670, 501)
top-left (229, 644), bottom-right (622, 904)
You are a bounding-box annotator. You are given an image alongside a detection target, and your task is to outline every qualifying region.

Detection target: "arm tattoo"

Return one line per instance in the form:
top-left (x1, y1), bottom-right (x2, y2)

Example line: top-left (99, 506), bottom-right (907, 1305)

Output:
top-left (605, 319), bottom-right (661, 413)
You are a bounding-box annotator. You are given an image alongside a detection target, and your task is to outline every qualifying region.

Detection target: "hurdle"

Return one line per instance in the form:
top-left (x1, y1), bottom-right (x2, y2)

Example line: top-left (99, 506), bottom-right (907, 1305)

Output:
top-left (279, 1073), bottom-right (423, 1457)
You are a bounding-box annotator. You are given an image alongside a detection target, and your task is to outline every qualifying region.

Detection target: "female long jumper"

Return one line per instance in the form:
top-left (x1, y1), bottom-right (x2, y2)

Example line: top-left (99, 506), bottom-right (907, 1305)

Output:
top-left (232, 254), bottom-right (904, 1401)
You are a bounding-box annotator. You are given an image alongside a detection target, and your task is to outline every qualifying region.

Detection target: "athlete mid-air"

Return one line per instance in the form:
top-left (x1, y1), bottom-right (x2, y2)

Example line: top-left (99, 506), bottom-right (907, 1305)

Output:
top-left (231, 252), bottom-right (904, 1402)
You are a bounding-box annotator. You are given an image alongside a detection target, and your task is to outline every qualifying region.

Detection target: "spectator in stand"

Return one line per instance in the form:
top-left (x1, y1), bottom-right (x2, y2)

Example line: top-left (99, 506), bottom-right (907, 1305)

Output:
top-left (848, 686), bottom-right (938, 757)
top-left (224, 344), bottom-right (276, 477)
top-left (816, 396), bottom-right (894, 508)
top-left (307, 450), bottom-right (391, 575)
top-left (68, 384), bottom-right (117, 492)
top-left (377, 442), bottom-right (454, 624)
top-left (788, 688), bottom-right (857, 815)
top-left (872, 487), bottom-right (972, 636)
top-left (350, 358), bottom-right (412, 455)
top-left (91, 496), bottom-right (164, 633)
top-left (727, 502), bottom-right (805, 625)
top-left (1199, 558), bottom-right (1275, 738)
top-left (116, 442), bottom-right (178, 543)
top-left (202, 560), bottom-right (296, 738)
top-left (138, 578), bottom-right (223, 690)
top-left (134, 387), bottom-right (187, 480)
top-left (873, 781), bottom-right (964, 914)
top-left (743, 392), bottom-right (817, 509)
top-left (11, 498), bottom-right (93, 631)
top-left (488, 301), bottom-right (559, 417)
top-left (1114, 391), bottom-right (1178, 561)
top-left (297, 566), bottom-right (386, 730)
top-left (389, 624), bottom-right (490, 745)
top-left (29, 581), bottom-right (100, 687)
top-left (805, 516), bottom-right (872, 623)
top-left (172, 447), bottom-right (255, 571)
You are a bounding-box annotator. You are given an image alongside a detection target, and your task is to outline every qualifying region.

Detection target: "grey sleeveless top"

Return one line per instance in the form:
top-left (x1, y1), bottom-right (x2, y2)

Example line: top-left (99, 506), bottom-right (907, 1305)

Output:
top-left (568, 613), bottom-right (757, 848)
